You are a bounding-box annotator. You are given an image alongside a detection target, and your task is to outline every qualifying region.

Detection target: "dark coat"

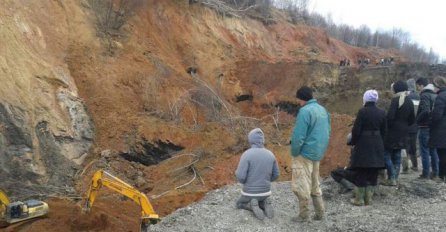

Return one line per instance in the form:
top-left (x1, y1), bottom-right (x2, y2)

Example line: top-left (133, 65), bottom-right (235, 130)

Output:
top-left (417, 88), bottom-right (437, 127)
top-left (350, 102), bottom-right (387, 168)
top-left (429, 88), bottom-right (446, 148)
top-left (384, 95), bottom-right (415, 150)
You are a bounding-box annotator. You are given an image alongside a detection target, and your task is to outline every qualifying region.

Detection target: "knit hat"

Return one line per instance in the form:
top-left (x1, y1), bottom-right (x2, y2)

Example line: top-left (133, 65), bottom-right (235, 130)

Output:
top-left (296, 86), bottom-right (313, 101)
top-left (363, 89), bottom-right (379, 105)
top-left (392, 80), bottom-right (408, 93)
top-left (433, 76), bottom-right (446, 88)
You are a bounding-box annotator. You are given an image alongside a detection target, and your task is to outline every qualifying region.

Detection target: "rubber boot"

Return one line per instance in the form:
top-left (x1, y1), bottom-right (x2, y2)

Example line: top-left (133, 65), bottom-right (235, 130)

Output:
top-left (377, 170), bottom-right (386, 185)
top-left (294, 199), bottom-right (310, 222)
top-left (401, 149), bottom-right (409, 174)
top-left (312, 196), bottom-right (325, 220)
top-left (340, 179), bottom-right (354, 192)
top-left (364, 186), bottom-right (375, 205)
top-left (350, 187), bottom-right (365, 206)
top-left (259, 198), bottom-right (274, 219)
top-left (250, 199), bottom-right (265, 220)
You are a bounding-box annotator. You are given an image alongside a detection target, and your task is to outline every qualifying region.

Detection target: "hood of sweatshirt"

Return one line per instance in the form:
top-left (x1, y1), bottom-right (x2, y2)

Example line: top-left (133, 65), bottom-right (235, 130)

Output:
top-left (407, 78), bottom-right (416, 92)
top-left (423, 84), bottom-right (436, 92)
top-left (248, 128), bottom-right (265, 148)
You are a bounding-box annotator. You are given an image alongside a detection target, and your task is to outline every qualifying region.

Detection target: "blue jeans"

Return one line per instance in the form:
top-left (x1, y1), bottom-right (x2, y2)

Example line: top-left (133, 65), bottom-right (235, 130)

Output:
top-left (384, 149), bottom-right (401, 180)
top-left (419, 128), bottom-right (439, 177)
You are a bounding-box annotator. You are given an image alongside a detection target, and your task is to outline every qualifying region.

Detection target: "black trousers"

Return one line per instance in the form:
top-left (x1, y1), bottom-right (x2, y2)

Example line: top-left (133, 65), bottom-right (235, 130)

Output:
top-left (353, 168), bottom-right (379, 187)
top-left (407, 133), bottom-right (418, 168)
top-left (438, 148), bottom-right (446, 178)
top-left (331, 167), bottom-right (356, 184)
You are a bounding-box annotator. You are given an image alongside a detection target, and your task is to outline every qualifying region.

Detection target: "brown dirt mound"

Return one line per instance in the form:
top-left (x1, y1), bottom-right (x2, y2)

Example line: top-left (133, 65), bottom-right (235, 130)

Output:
top-left (10, 198), bottom-right (140, 232)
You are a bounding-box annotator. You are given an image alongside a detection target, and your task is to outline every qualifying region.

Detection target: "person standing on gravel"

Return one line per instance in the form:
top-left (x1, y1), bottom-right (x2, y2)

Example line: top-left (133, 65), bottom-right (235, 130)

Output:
top-left (290, 86), bottom-right (331, 222)
top-left (416, 77), bottom-right (438, 179)
top-left (349, 90), bottom-right (387, 206)
top-left (383, 80), bottom-right (415, 186)
top-left (401, 78), bottom-right (420, 173)
top-left (235, 128), bottom-right (280, 220)
top-left (429, 77), bottom-right (446, 182)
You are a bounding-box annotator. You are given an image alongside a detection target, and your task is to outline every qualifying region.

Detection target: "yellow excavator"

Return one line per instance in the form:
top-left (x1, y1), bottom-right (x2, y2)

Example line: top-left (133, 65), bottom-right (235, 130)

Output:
top-left (83, 170), bottom-right (160, 232)
top-left (0, 189), bottom-right (49, 226)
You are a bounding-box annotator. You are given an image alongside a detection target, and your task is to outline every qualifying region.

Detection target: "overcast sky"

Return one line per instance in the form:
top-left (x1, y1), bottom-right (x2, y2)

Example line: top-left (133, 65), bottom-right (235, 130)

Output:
top-left (309, 0), bottom-right (446, 60)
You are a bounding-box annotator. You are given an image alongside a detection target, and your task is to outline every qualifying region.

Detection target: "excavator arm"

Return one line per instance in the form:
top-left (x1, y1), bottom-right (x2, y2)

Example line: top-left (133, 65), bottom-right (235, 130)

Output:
top-left (0, 190), bottom-right (10, 218)
top-left (84, 170), bottom-right (159, 230)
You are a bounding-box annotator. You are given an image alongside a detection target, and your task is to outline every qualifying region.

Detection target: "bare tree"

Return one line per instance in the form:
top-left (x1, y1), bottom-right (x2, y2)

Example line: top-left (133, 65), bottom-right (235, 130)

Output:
top-left (355, 25), bottom-right (371, 48)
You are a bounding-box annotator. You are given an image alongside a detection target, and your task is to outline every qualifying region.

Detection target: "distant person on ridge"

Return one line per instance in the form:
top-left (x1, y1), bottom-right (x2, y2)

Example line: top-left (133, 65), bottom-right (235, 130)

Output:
top-left (383, 81), bottom-right (415, 186)
top-left (349, 90), bottom-right (387, 205)
top-left (235, 128), bottom-right (280, 220)
top-left (416, 77), bottom-right (438, 179)
top-left (429, 76), bottom-right (446, 182)
top-left (290, 86), bottom-right (331, 222)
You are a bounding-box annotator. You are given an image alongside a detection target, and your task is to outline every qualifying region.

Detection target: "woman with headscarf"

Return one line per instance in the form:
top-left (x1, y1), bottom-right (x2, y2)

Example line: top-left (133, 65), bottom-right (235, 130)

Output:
top-left (349, 90), bottom-right (387, 205)
top-left (430, 76), bottom-right (446, 182)
top-left (383, 80), bottom-right (415, 186)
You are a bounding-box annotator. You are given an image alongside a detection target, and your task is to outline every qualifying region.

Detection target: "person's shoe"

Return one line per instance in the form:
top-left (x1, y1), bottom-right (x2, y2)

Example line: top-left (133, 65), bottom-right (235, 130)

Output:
top-left (432, 176), bottom-right (443, 183)
top-left (411, 167), bottom-right (419, 172)
top-left (418, 174), bottom-right (429, 179)
top-left (401, 169), bottom-right (409, 174)
top-left (291, 216), bottom-right (310, 223)
top-left (250, 199), bottom-right (265, 220)
top-left (260, 198), bottom-right (274, 219)
top-left (381, 179), bottom-right (397, 186)
top-left (350, 187), bottom-right (365, 206)
top-left (364, 186), bottom-right (375, 205)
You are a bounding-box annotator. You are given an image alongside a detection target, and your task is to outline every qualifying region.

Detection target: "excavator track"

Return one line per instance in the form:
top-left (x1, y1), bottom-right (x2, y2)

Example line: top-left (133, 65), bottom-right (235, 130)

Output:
top-left (1, 217), bottom-right (39, 231)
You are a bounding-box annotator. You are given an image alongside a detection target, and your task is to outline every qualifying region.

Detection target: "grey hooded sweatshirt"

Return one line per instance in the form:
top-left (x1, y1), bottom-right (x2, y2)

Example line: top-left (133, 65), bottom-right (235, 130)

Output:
top-left (235, 128), bottom-right (280, 196)
top-left (407, 78), bottom-right (420, 133)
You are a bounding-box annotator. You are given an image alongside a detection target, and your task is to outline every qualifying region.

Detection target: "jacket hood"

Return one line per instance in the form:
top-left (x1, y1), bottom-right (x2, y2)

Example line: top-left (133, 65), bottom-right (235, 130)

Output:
top-left (248, 128), bottom-right (265, 148)
top-left (423, 84), bottom-right (436, 92)
top-left (406, 79), bottom-right (416, 92)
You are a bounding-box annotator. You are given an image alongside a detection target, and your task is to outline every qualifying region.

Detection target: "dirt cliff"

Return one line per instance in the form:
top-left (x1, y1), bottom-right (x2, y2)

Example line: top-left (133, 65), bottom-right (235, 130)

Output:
top-left (0, 0), bottom-right (94, 190)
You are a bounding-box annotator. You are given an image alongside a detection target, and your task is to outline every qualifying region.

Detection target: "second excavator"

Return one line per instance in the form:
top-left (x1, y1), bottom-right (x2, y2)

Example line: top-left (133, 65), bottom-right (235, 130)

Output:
top-left (0, 189), bottom-right (49, 226)
top-left (83, 169), bottom-right (160, 232)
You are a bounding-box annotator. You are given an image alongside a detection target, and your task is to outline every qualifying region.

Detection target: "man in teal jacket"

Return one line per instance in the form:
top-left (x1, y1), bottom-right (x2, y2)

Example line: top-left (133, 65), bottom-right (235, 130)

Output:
top-left (291, 86), bottom-right (331, 222)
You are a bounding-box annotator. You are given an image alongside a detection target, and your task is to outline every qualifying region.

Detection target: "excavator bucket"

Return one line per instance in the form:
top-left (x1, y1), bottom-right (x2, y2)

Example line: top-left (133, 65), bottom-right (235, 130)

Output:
top-left (140, 222), bottom-right (150, 232)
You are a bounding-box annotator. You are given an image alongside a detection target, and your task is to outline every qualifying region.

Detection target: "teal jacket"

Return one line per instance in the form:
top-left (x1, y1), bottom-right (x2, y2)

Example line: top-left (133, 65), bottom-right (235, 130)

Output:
top-left (291, 99), bottom-right (331, 161)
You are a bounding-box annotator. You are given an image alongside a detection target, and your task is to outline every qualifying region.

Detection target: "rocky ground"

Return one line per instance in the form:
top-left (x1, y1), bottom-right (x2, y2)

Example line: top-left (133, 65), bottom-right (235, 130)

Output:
top-left (150, 168), bottom-right (446, 232)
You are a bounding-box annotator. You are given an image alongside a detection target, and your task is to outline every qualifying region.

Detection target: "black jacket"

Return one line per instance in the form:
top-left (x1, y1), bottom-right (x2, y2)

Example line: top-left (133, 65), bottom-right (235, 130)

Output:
top-left (417, 88), bottom-right (437, 127)
top-left (350, 102), bottom-right (387, 168)
top-left (384, 95), bottom-right (415, 150)
top-left (429, 88), bottom-right (446, 148)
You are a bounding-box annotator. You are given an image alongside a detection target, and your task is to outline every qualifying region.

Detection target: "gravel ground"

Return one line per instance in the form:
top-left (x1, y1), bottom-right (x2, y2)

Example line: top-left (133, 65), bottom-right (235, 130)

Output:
top-left (150, 170), bottom-right (446, 232)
